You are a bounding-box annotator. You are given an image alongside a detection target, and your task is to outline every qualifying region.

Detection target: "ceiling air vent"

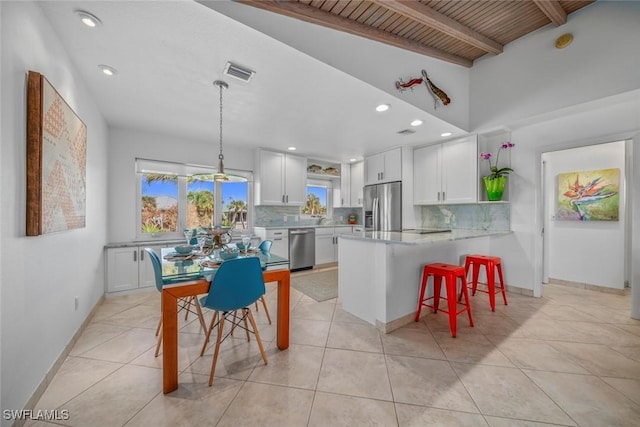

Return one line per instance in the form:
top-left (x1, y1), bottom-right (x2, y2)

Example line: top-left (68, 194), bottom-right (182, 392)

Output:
top-left (397, 129), bottom-right (415, 135)
top-left (223, 62), bottom-right (255, 82)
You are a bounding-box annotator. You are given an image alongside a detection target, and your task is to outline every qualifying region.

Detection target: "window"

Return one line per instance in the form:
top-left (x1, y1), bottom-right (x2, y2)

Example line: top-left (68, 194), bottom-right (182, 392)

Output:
top-left (303, 179), bottom-right (332, 216)
top-left (137, 159), bottom-right (252, 238)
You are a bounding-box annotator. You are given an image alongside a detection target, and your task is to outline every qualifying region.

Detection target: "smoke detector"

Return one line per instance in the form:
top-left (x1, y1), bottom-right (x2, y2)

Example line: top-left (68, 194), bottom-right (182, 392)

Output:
top-left (223, 62), bottom-right (255, 82)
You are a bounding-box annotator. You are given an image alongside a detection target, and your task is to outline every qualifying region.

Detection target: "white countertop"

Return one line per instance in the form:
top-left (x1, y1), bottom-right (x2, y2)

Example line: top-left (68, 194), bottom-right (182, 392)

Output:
top-left (254, 224), bottom-right (362, 230)
top-left (341, 229), bottom-right (512, 245)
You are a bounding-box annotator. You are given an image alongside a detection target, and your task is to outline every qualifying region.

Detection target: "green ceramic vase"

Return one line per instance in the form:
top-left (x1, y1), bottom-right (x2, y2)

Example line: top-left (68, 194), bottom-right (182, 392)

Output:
top-left (483, 176), bottom-right (507, 201)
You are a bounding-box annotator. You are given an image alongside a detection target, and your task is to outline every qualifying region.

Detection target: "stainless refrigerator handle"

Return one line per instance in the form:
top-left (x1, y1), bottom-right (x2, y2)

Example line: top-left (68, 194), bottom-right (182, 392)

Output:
top-left (373, 198), bottom-right (379, 230)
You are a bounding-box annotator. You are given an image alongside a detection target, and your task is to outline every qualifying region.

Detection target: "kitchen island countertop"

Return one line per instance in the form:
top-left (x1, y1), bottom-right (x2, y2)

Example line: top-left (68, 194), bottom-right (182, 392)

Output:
top-left (342, 229), bottom-right (511, 245)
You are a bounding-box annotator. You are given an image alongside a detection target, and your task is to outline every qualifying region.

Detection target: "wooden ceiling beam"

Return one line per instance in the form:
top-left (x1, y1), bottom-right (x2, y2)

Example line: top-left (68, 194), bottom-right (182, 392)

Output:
top-left (533, 0), bottom-right (567, 26)
top-left (235, 0), bottom-right (473, 67)
top-left (369, 0), bottom-right (503, 55)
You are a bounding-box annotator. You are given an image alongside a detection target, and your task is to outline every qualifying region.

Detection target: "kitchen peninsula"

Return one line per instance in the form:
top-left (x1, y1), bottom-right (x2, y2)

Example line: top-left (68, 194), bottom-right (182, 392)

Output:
top-left (338, 229), bottom-right (512, 332)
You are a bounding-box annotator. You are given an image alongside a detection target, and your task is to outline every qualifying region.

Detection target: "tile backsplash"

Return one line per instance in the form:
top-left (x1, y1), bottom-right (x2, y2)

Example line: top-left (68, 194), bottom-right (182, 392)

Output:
top-left (255, 204), bottom-right (509, 231)
top-left (254, 206), bottom-right (362, 227)
top-left (421, 203), bottom-right (510, 231)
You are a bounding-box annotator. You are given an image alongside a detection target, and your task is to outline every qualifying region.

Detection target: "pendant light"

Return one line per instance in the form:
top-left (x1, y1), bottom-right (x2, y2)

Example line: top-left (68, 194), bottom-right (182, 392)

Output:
top-left (213, 80), bottom-right (229, 182)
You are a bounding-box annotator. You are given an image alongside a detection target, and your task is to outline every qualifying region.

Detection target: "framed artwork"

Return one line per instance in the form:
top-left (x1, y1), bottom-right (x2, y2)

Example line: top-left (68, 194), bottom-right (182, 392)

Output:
top-left (556, 168), bottom-right (619, 221)
top-left (26, 71), bottom-right (87, 235)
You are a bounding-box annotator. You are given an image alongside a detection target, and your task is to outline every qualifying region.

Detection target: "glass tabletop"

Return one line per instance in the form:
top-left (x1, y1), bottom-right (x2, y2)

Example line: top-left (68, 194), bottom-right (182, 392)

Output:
top-left (160, 247), bottom-right (289, 282)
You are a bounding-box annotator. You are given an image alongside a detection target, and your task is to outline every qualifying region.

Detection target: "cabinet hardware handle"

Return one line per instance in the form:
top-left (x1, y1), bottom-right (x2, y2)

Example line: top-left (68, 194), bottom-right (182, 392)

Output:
top-left (140, 250), bottom-right (144, 261)
top-left (442, 191), bottom-right (445, 201)
top-left (437, 192), bottom-right (440, 201)
top-left (282, 195), bottom-right (285, 203)
top-left (133, 250), bottom-right (137, 262)
top-left (286, 195), bottom-right (289, 203)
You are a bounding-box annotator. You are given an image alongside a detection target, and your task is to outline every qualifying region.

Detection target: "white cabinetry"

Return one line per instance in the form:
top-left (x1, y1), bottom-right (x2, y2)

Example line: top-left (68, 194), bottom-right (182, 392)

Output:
top-left (254, 228), bottom-right (289, 258)
top-left (364, 147), bottom-right (402, 185)
top-left (338, 161), bottom-right (364, 207)
top-left (315, 228), bottom-right (335, 265)
top-left (255, 150), bottom-right (307, 205)
top-left (106, 244), bottom-right (165, 293)
top-left (350, 161), bottom-right (364, 206)
top-left (413, 135), bottom-right (477, 204)
top-left (315, 226), bottom-right (353, 265)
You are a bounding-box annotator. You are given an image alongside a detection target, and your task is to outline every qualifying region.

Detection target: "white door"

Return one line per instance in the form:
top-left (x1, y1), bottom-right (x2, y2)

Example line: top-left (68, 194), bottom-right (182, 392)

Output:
top-left (442, 136), bottom-right (477, 203)
top-left (413, 144), bottom-right (441, 204)
top-left (284, 154), bottom-right (307, 205)
top-left (106, 247), bottom-right (139, 293)
top-left (350, 161), bottom-right (364, 206)
top-left (138, 245), bottom-right (164, 289)
top-left (259, 150), bottom-right (285, 205)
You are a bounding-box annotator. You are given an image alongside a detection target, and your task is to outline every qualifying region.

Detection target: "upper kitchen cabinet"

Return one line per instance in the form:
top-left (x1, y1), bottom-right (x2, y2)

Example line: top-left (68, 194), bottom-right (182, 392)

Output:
top-left (364, 147), bottom-right (402, 185)
top-left (254, 149), bottom-right (307, 206)
top-left (337, 161), bottom-right (364, 207)
top-left (414, 135), bottom-right (478, 204)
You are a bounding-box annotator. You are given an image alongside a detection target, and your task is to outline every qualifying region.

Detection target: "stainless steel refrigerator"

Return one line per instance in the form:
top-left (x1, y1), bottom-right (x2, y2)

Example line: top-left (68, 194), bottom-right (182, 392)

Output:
top-left (363, 181), bottom-right (402, 231)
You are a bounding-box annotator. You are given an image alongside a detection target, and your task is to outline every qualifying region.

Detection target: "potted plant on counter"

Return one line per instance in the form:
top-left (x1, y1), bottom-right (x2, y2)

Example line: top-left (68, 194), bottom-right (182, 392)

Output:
top-left (480, 142), bottom-right (514, 201)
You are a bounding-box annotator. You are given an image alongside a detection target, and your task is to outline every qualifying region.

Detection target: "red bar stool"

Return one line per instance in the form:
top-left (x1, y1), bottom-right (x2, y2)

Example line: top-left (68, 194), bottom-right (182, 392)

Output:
top-left (415, 263), bottom-right (474, 338)
top-left (464, 254), bottom-right (508, 311)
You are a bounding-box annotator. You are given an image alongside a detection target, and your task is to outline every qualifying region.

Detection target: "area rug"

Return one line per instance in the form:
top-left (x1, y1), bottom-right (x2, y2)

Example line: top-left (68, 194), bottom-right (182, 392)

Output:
top-left (291, 267), bottom-right (338, 302)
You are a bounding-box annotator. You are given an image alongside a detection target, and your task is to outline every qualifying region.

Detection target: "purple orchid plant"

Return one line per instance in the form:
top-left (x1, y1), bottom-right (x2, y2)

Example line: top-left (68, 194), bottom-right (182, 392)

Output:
top-left (480, 142), bottom-right (515, 179)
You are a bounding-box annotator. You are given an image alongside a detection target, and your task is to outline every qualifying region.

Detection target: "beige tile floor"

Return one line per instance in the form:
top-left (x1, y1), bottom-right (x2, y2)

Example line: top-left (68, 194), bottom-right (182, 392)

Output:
top-left (28, 277), bottom-right (640, 427)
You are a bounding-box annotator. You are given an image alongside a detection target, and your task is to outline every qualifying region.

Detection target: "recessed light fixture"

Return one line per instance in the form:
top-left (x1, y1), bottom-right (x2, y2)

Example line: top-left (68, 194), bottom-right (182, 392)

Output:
top-left (75, 10), bottom-right (102, 27)
top-left (98, 65), bottom-right (118, 76)
top-left (349, 158), bottom-right (357, 162)
top-left (375, 104), bottom-right (390, 112)
top-left (441, 132), bottom-right (452, 137)
top-left (287, 146), bottom-right (296, 151)
top-left (411, 119), bottom-right (423, 127)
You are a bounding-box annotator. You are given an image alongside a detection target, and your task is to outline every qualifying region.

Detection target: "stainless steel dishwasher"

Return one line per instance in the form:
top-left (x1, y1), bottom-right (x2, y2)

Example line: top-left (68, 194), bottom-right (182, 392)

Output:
top-left (288, 228), bottom-right (315, 271)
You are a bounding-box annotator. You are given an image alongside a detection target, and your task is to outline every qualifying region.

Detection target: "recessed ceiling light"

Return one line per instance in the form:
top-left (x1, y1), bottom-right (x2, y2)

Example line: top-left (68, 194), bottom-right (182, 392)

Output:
top-left (75, 10), bottom-right (102, 28)
top-left (287, 146), bottom-right (296, 151)
top-left (441, 132), bottom-right (452, 137)
top-left (349, 158), bottom-right (357, 162)
top-left (98, 65), bottom-right (118, 76)
top-left (375, 104), bottom-right (390, 112)
top-left (411, 119), bottom-right (423, 127)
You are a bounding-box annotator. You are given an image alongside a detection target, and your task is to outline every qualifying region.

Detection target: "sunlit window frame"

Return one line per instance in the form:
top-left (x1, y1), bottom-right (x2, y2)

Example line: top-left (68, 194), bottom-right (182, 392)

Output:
top-left (135, 158), bottom-right (253, 240)
top-left (303, 178), bottom-right (333, 218)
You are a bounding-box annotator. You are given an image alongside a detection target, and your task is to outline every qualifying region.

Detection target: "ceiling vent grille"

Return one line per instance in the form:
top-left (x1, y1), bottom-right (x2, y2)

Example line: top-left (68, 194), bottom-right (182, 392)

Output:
top-left (397, 129), bottom-right (415, 135)
top-left (224, 62), bottom-right (255, 82)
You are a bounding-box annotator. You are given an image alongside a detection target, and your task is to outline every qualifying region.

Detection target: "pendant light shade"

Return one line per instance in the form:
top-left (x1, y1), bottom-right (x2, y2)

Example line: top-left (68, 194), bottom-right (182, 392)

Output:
top-left (213, 80), bottom-right (229, 182)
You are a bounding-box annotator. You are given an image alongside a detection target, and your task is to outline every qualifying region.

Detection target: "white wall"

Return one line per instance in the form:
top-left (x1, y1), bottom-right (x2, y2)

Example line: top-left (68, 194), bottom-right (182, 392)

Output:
top-left (469, 1), bottom-right (640, 298)
top-left (108, 127), bottom-right (255, 243)
top-left (543, 141), bottom-right (626, 289)
top-left (1, 2), bottom-right (108, 420)
top-left (471, 1), bottom-right (640, 132)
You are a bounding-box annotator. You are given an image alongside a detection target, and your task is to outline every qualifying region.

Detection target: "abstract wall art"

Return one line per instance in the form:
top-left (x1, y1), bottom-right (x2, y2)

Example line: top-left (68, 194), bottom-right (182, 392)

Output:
top-left (556, 168), bottom-right (619, 221)
top-left (26, 71), bottom-right (87, 235)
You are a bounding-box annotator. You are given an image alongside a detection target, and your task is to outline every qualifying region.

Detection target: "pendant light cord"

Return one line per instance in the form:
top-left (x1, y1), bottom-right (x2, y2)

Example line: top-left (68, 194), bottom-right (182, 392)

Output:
top-left (218, 82), bottom-right (224, 162)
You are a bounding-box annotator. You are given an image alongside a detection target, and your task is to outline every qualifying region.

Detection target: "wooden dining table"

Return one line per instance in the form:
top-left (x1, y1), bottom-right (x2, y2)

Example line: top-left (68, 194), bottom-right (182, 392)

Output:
top-left (160, 249), bottom-right (290, 394)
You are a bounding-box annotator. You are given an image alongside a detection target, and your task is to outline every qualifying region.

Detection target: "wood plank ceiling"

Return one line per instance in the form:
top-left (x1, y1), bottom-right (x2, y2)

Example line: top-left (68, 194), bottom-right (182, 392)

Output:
top-left (236, 0), bottom-right (595, 67)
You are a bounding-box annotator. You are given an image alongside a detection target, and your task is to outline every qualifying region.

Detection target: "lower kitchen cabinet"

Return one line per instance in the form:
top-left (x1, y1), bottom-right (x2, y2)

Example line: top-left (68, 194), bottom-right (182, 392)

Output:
top-left (254, 228), bottom-right (289, 258)
top-left (315, 226), bottom-right (353, 265)
top-left (106, 244), bottom-right (166, 293)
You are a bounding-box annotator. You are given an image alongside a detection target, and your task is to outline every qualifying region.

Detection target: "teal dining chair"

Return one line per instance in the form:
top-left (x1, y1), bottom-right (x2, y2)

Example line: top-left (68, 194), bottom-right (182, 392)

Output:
top-left (144, 248), bottom-right (207, 357)
top-left (254, 240), bottom-right (273, 324)
top-left (199, 256), bottom-right (268, 386)
top-left (258, 239), bottom-right (272, 254)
